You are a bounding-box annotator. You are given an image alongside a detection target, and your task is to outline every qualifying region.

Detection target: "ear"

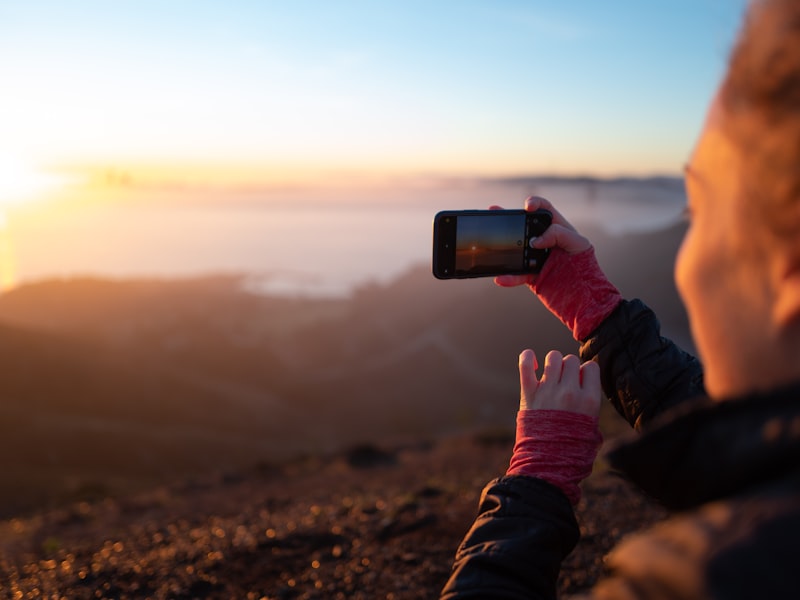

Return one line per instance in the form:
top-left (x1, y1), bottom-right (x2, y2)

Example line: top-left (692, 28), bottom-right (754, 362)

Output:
top-left (773, 269), bottom-right (800, 331)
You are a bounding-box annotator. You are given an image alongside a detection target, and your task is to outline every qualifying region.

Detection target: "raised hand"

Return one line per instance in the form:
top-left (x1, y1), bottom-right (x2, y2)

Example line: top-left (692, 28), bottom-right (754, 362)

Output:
top-left (518, 349), bottom-right (601, 417)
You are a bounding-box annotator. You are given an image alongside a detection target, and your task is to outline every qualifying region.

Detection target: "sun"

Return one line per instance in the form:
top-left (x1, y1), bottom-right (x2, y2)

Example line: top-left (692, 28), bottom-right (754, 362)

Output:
top-left (0, 155), bottom-right (73, 292)
top-left (0, 156), bottom-right (67, 207)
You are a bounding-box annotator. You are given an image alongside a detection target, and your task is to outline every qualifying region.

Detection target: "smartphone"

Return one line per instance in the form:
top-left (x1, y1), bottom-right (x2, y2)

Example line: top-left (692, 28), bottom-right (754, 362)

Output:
top-left (432, 209), bottom-right (552, 279)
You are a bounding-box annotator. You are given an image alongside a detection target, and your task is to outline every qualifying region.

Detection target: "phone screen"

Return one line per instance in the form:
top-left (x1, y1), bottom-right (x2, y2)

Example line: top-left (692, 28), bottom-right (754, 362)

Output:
top-left (454, 213), bottom-right (526, 275)
top-left (432, 209), bottom-right (551, 279)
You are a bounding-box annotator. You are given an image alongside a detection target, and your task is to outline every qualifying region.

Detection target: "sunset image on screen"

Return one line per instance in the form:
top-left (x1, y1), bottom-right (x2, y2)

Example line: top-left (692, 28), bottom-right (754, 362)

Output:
top-left (455, 214), bottom-right (526, 275)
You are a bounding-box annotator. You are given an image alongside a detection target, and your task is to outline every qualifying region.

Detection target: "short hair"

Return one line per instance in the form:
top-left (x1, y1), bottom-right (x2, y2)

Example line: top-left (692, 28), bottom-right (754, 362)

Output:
top-left (719, 0), bottom-right (800, 239)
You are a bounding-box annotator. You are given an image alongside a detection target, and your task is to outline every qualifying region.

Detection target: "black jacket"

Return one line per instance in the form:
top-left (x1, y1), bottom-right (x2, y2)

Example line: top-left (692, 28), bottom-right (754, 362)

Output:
top-left (441, 300), bottom-right (800, 599)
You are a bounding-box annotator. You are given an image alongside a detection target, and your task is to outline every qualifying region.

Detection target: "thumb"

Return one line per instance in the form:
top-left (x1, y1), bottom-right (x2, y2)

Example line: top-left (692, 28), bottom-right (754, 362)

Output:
top-left (531, 223), bottom-right (591, 255)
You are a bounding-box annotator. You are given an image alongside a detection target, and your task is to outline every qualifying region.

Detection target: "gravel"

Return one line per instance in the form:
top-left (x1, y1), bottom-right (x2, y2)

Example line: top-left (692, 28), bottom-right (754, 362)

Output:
top-left (0, 433), bottom-right (665, 599)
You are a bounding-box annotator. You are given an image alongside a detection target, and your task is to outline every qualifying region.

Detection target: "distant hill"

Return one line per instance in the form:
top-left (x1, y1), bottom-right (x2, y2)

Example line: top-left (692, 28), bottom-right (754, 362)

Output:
top-left (493, 174), bottom-right (683, 190)
top-left (0, 319), bottom-right (316, 516)
top-left (0, 221), bottom-right (692, 516)
top-left (589, 221), bottom-right (693, 350)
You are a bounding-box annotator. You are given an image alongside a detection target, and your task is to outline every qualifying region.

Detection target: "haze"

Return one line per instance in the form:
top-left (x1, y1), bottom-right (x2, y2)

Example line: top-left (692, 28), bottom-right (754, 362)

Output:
top-left (0, 1), bottom-right (746, 290)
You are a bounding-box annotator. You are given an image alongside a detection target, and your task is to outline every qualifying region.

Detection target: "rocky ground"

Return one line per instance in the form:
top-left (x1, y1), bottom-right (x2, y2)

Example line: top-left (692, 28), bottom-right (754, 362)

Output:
top-left (0, 431), bottom-right (665, 599)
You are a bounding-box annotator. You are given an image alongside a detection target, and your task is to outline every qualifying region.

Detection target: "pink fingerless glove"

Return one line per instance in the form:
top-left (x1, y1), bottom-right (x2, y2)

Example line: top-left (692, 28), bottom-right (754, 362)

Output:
top-left (533, 247), bottom-right (623, 341)
top-left (507, 410), bottom-right (603, 505)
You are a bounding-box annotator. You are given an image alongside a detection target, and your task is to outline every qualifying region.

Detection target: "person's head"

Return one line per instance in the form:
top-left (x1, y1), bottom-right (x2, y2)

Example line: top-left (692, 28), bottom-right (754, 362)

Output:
top-left (676, 0), bottom-right (800, 399)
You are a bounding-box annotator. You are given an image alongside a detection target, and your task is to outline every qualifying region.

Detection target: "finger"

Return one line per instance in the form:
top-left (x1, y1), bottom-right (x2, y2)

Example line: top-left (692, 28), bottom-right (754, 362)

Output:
top-left (579, 360), bottom-right (603, 417)
top-left (494, 274), bottom-right (535, 288)
top-left (541, 350), bottom-right (564, 384)
top-left (580, 359), bottom-right (601, 392)
top-left (518, 349), bottom-right (538, 389)
top-left (561, 354), bottom-right (581, 384)
top-left (530, 223), bottom-right (592, 255)
top-left (524, 196), bottom-right (575, 229)
top-left (518, 349), bottom-right (539, 410)
top-left (518, 348), bottom-right (539, 377)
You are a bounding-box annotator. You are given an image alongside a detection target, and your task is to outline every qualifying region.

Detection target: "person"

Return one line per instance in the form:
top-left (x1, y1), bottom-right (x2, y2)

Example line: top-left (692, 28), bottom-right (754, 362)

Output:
top-left (441, 0), bottom-right (800, 597)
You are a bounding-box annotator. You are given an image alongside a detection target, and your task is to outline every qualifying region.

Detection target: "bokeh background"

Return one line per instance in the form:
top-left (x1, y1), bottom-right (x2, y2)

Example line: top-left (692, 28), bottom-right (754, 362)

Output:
top-left (0, 0), bottom-right (745, 515)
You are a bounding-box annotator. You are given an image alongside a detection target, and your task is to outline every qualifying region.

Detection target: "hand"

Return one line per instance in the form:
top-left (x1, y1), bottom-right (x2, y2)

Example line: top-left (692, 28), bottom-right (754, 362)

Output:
top-left (490, 196), bottom-right (622, 341)
top-left (492, 196), bottom-right (591, 289)
top-left (518, 349), bottom-right (601, 418)
top-left (508, 348), bottom-right (603, 504)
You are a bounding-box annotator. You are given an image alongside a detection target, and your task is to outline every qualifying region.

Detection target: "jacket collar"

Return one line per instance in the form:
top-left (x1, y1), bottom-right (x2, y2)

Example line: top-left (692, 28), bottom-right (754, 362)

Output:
top-left (607, 381), bottom-right (800, 510)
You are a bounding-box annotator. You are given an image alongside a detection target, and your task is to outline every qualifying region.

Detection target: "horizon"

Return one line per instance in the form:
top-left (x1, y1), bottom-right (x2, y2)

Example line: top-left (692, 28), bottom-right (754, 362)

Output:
top-left (0, 176), bottom-right (686, 295)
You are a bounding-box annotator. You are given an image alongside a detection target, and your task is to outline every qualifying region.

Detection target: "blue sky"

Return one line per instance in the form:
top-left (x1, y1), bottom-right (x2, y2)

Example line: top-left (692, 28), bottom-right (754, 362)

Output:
top-left (0, 0), bottom-right (748, 182)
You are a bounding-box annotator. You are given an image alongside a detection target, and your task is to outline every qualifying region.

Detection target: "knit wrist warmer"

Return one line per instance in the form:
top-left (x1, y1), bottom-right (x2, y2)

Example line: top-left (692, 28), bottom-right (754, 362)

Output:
top-left (533, 247), bottom-right (623, 341)
top-left (506, 409), bottom-right (603, 505)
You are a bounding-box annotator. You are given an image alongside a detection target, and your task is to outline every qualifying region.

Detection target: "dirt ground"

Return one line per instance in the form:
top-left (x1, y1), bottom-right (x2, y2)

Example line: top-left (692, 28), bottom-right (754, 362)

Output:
top-left (0, 432), bottom-right (665, 599)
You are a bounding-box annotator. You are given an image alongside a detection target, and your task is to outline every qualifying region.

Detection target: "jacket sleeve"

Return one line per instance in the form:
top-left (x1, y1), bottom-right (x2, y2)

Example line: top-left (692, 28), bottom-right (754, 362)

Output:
top-left (441, 475), bottom-right (580, 600)
top-left (579, 299), bottom-right (705, 430)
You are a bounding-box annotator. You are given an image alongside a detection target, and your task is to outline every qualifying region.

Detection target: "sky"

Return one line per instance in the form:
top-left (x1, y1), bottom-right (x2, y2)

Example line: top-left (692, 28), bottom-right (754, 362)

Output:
top-left (0, 0), bottom-right (748, 198)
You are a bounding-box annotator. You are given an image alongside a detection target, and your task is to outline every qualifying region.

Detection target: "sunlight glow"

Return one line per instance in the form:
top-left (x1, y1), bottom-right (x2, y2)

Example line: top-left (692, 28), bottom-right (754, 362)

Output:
top-left (0, 233), bottom-right (15, 292)
top-left (0, 156), bottom-right (68, 207)
top-left (0, 211), bottom-right (15, 291)
top-left (0, 156), bottom-right (79, 292)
